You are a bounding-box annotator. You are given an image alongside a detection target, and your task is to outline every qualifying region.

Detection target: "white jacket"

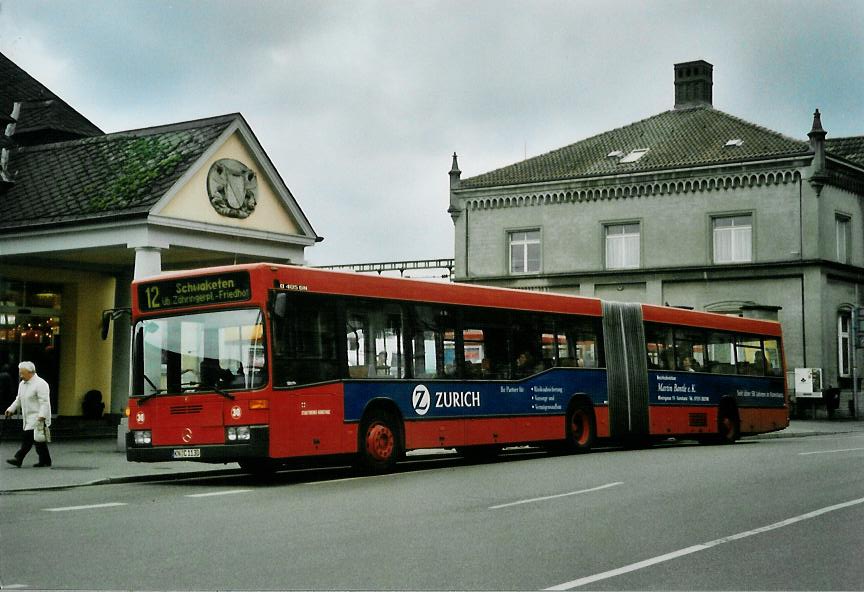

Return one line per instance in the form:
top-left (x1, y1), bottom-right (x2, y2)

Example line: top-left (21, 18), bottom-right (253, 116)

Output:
top-left (6, 373), bottom-right (52, 430)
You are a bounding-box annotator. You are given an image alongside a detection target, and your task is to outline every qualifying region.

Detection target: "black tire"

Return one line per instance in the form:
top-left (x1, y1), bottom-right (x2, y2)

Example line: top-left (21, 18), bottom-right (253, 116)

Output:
top-left (357, 409), bottom-right (402, 473)
top-left (700, 407), bottom-right (740, 445)
top-left (718, 408), bottom-right (740, 444)
top-left (565, 402), bottom-right (596, 453)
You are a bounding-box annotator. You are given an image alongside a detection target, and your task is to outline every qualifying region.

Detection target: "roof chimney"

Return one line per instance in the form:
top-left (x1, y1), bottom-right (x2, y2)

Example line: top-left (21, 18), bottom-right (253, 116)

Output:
top-left (674, 60), bottom-right (713, 109)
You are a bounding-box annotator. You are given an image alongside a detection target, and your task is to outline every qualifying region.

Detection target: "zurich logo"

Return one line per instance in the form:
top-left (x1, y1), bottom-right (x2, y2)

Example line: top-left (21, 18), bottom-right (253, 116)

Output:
top-left (412, 384), bottom-right (431, 416)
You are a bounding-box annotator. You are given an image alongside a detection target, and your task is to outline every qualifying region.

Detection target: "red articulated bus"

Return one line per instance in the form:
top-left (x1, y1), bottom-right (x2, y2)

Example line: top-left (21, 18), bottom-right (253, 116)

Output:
top-left (126, 263), bottom-right (788, 473)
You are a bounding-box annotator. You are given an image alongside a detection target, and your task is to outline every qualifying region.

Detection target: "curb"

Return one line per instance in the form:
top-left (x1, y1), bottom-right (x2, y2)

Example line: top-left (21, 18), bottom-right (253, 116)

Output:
top-left (90, 467), bottom-right (244, 487)
top-left (0, 467), bottom-right (244, 494)
top-left (748, 430), bottom-right (858, 440)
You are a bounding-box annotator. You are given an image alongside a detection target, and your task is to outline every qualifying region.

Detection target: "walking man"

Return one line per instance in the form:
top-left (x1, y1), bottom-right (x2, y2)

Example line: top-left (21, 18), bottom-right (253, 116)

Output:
top-left (5, 361), bottom-right (52, 468)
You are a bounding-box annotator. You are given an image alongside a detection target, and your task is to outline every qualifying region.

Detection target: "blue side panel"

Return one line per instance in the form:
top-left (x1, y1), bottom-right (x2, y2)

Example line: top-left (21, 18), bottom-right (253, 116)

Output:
top-left (343, 369), bottom-right (609, 422)
top-left (648, 371), bottom-right (785, 408)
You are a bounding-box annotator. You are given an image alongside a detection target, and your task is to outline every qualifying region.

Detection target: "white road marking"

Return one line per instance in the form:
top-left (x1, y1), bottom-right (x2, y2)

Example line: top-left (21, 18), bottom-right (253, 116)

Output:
top-left (799, 447), bottom-right (864, 456)
top-left (489, 482), bottom-right (623, 510)
top-left (2, 584), bottom-right (29, 589)
top-left (546, 495), bottom-right (864, 590)
top-left (185, 489), bottom-right (252, 498)
top-left (305, 475), bottom-right (380, 486)
top-left (44, 502), bottom-right (127, 512)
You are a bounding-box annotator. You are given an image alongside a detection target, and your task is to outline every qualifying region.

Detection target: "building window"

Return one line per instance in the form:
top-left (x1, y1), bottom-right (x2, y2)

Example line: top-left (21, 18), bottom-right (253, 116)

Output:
top-left (836, 215), bottom-right (851, 264)
top-left (509, 230), bottom-right (541, 274)
top-left (713, 214), bottom-right (752, 264)
top-left (839, 313), bottom-right (851, 378)
top-left (605, 223), bottom-right (640, 269)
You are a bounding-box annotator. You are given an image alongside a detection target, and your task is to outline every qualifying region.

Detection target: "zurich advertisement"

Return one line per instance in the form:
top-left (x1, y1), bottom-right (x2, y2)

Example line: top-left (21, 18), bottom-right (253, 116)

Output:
top-left (343, 369), bottom-right (608, 422)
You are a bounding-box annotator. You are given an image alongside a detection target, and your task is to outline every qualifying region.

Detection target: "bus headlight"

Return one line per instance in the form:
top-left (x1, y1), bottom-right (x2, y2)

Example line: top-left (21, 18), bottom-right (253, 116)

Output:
top-left (226, 426), bottom-right (251, 442)
top-left (133, 431), bottom-right (152, 445)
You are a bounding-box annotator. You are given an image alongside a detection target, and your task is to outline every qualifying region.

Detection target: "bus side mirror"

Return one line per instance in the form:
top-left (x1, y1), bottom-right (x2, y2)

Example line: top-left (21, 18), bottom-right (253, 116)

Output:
top-left (101, 308), bottom-right (131, 340)
top-left (272, 293), bottom-right (288, 319)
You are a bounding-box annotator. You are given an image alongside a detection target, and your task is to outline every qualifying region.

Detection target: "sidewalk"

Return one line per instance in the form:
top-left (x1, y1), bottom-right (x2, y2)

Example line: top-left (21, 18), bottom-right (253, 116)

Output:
top-left (2, 419), bottom-right (863, 493)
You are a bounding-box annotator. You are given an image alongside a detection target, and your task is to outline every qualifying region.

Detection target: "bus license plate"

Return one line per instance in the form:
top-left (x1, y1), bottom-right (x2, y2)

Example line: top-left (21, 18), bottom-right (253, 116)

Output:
top-left (173, 448), bottom-right (201, 459)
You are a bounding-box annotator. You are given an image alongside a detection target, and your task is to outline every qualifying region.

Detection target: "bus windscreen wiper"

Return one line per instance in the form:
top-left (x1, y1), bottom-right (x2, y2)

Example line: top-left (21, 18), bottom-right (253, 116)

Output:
top-left (180, 381), bottom-right (235, 400)
top-left (137, 374), bottom-right (166, 404)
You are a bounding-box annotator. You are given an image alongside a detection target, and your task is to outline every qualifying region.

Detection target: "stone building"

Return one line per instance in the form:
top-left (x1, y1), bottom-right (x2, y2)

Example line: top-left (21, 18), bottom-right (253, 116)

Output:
top-left (448, 60), bottom-right (864, 416)
top-left (0, 53), bottom-right (319, 420)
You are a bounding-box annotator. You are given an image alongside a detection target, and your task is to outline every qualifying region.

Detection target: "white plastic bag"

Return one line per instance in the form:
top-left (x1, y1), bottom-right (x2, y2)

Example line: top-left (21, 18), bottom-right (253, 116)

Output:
top-left (34, 421), bottom-right (50, 443)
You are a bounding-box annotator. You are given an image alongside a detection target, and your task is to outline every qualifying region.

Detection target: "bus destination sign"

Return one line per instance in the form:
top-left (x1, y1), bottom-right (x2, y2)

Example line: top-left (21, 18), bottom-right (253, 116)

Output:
top-left (138, 271), bottom-right (252, 312)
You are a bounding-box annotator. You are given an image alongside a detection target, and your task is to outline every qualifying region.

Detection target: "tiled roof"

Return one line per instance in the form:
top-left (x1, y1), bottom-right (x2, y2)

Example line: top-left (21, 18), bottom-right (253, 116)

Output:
top-left (14, 99), bottom-right (103, 139)
top-left (0, 115), bottom-right (236, 230)
top-left (0, 52), bottom-right (102, 141)
top-left (460, 106), bottom-right (811, 189)
top-left (826, 136), bottom-right (864, 168)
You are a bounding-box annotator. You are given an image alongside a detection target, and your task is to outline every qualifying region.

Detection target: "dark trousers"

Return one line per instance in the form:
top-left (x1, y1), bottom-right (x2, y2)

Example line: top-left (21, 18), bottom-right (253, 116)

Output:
top-left (14, 428), bottom-right (52, 465)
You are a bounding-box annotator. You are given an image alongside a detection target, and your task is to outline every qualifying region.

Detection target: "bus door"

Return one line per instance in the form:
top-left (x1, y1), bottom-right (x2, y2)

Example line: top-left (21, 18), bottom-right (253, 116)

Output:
top-left (602, 301), bottom-right (650, 439)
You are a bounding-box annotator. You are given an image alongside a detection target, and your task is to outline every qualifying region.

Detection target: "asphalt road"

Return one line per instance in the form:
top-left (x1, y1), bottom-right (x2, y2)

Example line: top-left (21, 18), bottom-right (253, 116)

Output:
top-left (2, 433), bottom-right (863, 591)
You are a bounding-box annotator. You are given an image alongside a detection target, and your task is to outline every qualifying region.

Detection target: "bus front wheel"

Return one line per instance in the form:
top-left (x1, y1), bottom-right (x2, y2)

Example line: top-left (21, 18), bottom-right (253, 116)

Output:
top-left (358, 410), bottom-right (402, 473)
top-left (566, 403), bottom-right (596, 453)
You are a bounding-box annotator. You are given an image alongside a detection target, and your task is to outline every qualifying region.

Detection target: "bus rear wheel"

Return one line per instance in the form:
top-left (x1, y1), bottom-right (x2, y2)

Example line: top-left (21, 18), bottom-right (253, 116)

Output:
top-left (565, 403), bottom-right (596, 453)
top-left (700, 408), bottom-right (740, 445)
top-left (358, 410), bottom-right (402, 473)
top-left (718, 410), bottom-right (740, 443)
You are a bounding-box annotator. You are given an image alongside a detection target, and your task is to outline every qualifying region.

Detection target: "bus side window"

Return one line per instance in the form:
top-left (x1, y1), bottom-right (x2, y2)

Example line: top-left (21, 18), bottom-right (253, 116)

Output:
top-left (763, 339), bottom-right (783, 376)
top-left (644, 323), bottom-right (673, 370)
top-left (461, 307), bottom-right (509, 380)
top-left (509, 312), bottom-right (543, 378)
top-left (271, 294), bottom-right (340, 387)
top-left (674, 328), bottom-right (707, 372)
top-left (558, 317), bottom-right (600, 369)
top-left (371, 310), bottom-right (405, 379)
top-left (346, 315), bottom-right (368, 379)
top-left (736, 336), bottom-right (765, 376)
top-left (407, 305), bottom-right (454, 380)
top-left (706, 331), bottom-right (735, 374)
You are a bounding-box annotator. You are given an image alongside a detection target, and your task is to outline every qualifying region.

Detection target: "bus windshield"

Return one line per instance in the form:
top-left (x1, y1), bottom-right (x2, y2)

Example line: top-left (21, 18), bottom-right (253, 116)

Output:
top-left (133, 308), bottom-right (266, 396)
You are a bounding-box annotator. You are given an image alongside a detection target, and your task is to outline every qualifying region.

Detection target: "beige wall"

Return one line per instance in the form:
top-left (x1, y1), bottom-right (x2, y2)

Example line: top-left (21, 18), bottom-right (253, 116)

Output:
top-left (1, 264), bottom-right (115, 416)
top-left (159, 132), bottom-right (300, 234)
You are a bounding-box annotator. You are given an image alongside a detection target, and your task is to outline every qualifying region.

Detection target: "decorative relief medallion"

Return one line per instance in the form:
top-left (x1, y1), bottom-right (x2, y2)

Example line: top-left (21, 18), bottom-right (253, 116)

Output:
top-left (207, 158), bottom-right (258, 218)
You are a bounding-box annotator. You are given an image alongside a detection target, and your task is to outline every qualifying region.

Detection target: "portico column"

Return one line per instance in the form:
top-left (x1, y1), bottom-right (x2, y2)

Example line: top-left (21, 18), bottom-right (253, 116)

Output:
top-left (134, 247), bottom-right (162, 280)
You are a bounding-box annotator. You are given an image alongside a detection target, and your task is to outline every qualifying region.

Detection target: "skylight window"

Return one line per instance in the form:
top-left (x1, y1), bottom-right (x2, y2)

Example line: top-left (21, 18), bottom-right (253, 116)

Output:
top-left (725, 139), bottom-right (744, 147)
top-left (619, 149), bottom-right (649, 163)
top-left (607, 150), bottom-right (624, 158)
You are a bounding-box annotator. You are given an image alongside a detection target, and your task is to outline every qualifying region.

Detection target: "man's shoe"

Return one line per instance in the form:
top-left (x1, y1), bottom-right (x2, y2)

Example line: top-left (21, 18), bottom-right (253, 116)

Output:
top-left (33, 462), bottom-right (51, 468)
top-left (6, 458), bottom-right (22, 467)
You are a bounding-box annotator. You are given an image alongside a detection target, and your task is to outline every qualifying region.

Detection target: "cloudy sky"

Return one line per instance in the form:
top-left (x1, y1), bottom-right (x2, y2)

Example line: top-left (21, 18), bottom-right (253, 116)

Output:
top-left (2, 0), bottom-right (862, 270)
